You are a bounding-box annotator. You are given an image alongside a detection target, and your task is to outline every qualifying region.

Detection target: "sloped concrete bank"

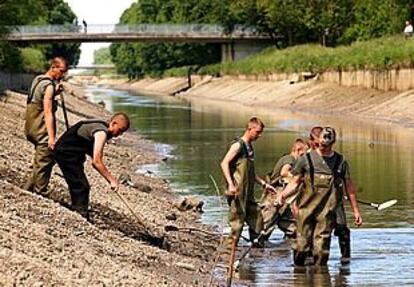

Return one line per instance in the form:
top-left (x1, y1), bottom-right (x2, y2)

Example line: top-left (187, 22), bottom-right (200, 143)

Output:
top-left (102, 69), bottom-right (414, 128)
top-left (0, 83), bottom-right (219, 286)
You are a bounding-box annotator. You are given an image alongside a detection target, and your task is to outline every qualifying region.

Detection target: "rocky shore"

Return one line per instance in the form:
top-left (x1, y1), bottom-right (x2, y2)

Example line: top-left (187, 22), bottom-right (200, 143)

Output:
top-left (0, 83), bottom-right (220, 286)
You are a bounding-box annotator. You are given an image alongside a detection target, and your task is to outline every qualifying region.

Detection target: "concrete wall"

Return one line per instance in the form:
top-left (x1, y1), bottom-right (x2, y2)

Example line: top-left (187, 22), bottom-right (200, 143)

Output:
top-left (221, 42), bottom-right (271, 62)
top-left (320, 69), bottom-right (414, 92)
top-left (0, 72), bottom-right (34, 94)
top-left (221, 68), bottom-right (414, 92)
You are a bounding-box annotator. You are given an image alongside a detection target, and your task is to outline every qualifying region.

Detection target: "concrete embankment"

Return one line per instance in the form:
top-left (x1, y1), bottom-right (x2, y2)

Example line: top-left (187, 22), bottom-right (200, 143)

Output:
top-left (0, 82), bottom-right (218, 286)
top-left (103, 68), bottom-right (414, 128)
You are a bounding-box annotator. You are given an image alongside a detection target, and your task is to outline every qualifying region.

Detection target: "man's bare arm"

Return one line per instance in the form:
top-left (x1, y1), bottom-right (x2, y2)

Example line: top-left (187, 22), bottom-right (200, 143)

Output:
top-left (255, 175), bottom-right (277, 193)
top-left (43, 85), bottom-right (56, 150)
top-left (92, 131), bottom-right (118, 190)
top-left (220, 142), bottom-right (240, 196)
top-left (280, 164), bottom-right (292, 178)
top-left (345, 178), bottom-right (362, 226)
top-left (276, 175), bottom-right (301, 205)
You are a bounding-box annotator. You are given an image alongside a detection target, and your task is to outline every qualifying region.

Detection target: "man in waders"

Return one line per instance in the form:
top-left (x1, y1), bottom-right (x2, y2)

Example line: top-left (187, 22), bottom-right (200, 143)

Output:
top-left (25, 57), bottom-right (68, 195)
top-left (54, 113), bottom-right (130, 218)
top-left (277, 127), bottom-right (362, 266)
top-left (307, 125), bottom-right (353, 264)
top-left (221, 117), bottom-right (275, 248)
top-left (260, 138), bottom-right (306, 240)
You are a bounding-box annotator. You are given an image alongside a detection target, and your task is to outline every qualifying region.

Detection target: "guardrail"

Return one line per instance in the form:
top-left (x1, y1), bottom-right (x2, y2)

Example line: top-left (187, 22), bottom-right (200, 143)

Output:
top-left (10, 24), bottom-right (260, 36)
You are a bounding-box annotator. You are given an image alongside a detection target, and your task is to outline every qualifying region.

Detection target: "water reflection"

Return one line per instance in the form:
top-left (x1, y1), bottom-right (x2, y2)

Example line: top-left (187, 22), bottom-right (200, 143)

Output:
top-left (86, 85), bottom-right (414, 286)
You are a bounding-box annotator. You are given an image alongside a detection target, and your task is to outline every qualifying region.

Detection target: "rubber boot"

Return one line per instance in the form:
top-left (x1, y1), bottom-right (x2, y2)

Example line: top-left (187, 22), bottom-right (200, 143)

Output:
top-left (335, 225), bottom-right (351, 264)
top-left (293, 250), bottom-right (307, 266)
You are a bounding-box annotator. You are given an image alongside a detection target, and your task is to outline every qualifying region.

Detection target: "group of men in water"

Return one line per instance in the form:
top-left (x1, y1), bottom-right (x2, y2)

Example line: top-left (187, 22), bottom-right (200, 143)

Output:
top-left (221, 117), bottom-right (362, 266)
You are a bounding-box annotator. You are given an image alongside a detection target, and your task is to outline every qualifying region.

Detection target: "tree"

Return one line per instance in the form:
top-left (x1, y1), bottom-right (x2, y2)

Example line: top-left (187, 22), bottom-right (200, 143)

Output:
top-left (342, 0), bottom-right (409, 43)
top-left (93, 47), bottom-right (113, 65)
top-left (0, 0), bottom-right (81, 72)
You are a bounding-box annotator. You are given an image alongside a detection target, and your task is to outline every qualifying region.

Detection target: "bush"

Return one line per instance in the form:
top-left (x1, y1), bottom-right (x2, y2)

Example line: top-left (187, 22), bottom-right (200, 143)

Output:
top-left (20, 47), bottom-right (47, 73)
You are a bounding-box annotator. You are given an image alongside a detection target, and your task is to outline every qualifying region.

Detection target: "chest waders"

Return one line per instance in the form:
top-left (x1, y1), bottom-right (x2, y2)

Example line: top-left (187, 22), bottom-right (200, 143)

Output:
top-left (24, 77), bottom-right (57, 194)
top-left (227, 138), bottom-right (263, 248)
top-left (54, 120), bottom-right (108, 218)
top-left (293, 152), bottom-right (344, 266)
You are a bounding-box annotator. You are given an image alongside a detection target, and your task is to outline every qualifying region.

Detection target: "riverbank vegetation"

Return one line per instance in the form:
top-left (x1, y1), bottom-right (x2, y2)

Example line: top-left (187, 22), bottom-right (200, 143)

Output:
top-left (163, 35), bottom-right (414, 76)
top-left (0, 0), bottom-right (80, 73)
top-left (110, 0), bottom-right (413, 78)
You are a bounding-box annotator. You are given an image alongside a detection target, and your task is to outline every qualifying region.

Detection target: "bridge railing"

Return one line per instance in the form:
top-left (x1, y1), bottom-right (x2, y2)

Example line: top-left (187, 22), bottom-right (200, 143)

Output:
top-left (10, 24), bottom-right (260, 36)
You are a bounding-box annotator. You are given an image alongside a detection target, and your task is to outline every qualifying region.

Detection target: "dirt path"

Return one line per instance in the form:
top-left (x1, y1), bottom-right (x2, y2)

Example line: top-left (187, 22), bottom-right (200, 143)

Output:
top-left (0, 85), bottom-right (220, 286)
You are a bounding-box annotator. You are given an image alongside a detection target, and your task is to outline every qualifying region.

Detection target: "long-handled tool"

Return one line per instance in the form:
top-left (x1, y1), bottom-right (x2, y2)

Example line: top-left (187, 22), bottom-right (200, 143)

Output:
top-left (60, 90), bottom-right (70, 130)
top-left (112, 187), bottom-right (156, 238)
top-left (344, 194), bottom-right (398, 211)
top-left (208, 174), bottom-right (227, 286)
top-left (356, 198), bottom-right (397, 211)
top-left (227, 236), bottom-right (237, 287)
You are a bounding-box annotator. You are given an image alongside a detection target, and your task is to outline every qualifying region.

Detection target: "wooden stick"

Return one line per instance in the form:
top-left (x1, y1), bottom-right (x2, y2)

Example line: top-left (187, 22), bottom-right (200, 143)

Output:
top-left (227, 237), bottom-right (237, 287)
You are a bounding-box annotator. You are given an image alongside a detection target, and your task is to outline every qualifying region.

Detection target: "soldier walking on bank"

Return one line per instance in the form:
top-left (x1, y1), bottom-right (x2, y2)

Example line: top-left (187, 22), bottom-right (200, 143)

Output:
top-left (220, 117), bottom-right (275, 248)
top-left (277, 127), bottom-right (362, 266)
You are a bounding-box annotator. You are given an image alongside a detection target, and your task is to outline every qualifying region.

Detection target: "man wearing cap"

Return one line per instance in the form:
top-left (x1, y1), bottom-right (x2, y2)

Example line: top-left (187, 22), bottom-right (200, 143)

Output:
top-left (306, 125), bottom-right (353, 263)
top-left (277, 127), bottom-right (362, 266)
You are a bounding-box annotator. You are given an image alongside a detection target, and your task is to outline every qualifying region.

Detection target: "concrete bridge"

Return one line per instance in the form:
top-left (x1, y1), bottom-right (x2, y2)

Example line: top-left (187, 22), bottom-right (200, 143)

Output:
top-left (5, 24), bottom-right (273, 61)
top-left (72, 64), bottom-right (115, 70)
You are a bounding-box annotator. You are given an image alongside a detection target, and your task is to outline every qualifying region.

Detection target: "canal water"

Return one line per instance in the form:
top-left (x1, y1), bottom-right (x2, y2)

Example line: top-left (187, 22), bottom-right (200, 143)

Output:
top-left (86, 85), bottom-right (414, 286)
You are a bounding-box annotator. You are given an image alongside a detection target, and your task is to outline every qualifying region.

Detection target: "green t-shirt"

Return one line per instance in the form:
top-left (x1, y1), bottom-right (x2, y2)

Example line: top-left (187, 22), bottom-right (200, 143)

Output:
top-left (30, 75), bottom-right (55, 105)
top-left (292, 149), bottom-right (350, 179)
top-left (268, 154), bottom-right (295, 180)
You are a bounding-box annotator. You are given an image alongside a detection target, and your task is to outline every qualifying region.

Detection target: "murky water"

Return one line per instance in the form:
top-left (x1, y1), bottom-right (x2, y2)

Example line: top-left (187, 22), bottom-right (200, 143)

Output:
top-left (87, 85), bottom-right (414, 286)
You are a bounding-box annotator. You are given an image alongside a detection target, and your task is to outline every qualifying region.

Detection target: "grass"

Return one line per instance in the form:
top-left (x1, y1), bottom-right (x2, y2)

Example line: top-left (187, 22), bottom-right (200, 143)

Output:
top-left (165, 35), bottom-right (414, 77)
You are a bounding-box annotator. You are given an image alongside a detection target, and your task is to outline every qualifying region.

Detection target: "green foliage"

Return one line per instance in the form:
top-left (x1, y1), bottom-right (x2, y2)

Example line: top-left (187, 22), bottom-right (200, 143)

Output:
top-left (20, 47), bottom-right (47, 73)
top-left (93, 47), bottom-right (113, 65)
top-left (342, 0), bottom-right (410, 43)
top-left (0, 0), bottom-right (80, 72)
top-left (110, 0), bottom-right (414, 77)
top-left (200, 35), bottom-right (414, 75)
top-left (110, 0), bottom-right (223, 78)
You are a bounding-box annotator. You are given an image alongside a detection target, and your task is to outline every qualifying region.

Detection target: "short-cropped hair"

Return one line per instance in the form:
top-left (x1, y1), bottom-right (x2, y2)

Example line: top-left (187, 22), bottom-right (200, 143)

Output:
top-left (111, 112), bottom-right (130, 130)
top-left (247, 116), bottom-right (264, 129)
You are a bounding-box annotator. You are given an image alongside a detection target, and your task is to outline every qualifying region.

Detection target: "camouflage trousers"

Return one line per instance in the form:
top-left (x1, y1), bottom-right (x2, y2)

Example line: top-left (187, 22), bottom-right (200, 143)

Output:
top-left (260, 189), bottom-right (296, 240)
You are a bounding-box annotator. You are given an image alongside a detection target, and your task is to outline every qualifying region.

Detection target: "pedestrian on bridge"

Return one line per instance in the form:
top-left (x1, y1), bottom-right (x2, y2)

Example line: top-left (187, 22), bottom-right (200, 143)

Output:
top-left (82, 19), bottom-right (87, 33)
top-left (25, 57), bottom-right (68, 195)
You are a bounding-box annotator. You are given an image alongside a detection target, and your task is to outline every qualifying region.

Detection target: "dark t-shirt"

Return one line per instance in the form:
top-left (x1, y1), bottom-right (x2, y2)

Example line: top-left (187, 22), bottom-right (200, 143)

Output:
top-left (292, 149), bottom-right (350, 179)
top-left (77, 121), bottom-right (109, 141)
top-left (268, 154), bottom-right (295, 180)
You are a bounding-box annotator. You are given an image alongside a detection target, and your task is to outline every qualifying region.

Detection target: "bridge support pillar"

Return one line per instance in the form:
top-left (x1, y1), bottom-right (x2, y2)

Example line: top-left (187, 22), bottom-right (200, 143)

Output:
top-left (221, 41), bottom-right (271, 62)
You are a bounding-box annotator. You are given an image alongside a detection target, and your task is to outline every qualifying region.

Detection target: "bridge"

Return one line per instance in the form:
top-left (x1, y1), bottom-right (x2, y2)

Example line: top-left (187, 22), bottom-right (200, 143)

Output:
top-left (72, 64), bottom-right (115, 70)
top-left (4, 24), bottom-right (273, 61)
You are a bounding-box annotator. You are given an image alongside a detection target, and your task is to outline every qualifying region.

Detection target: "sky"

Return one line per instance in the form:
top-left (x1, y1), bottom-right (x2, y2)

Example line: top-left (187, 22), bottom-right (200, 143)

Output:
top-left (64, 0), bottom-right (136, 65)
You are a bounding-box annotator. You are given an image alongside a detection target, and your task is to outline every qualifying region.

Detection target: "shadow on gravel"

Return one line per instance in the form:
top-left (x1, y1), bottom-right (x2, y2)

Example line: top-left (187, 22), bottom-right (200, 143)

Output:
top-left (89, 202), bottom-right (168, 249)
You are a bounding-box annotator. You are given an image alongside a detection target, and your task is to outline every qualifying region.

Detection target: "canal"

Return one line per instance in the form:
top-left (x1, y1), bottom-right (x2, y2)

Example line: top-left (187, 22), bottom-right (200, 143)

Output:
top-left (87, 85), bottom-right (414, 286)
